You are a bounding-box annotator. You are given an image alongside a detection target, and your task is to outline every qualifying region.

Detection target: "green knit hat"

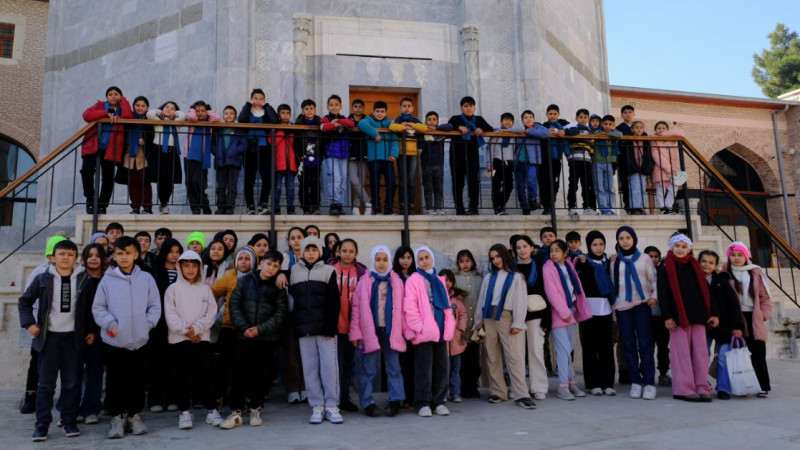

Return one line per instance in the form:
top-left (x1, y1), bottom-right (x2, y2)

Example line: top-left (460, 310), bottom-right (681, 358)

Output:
top-left (45, 235), bottom-right (68, 257)
top-left (186, 231), bottom-right (206, 249)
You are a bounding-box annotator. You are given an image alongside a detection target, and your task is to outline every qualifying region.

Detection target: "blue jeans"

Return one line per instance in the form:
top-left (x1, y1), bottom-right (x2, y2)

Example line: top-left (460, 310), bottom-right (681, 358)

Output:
top-left (449, 354), bottom-right (462, 397)
top-left (358, 330), bottom-right (404, 407)
top-left (515, 163), bottom-right (539, 209)
top-left (324, 157), bottom-right (348, 205)
top-left (593, 162), bottom-right (615, 209)
top-left (80, 340), bottom-right (104, 416)
top-left (37, 332), bottom-right (81, 429)
top-left (274, 170), bottom-right (296, 209)
top-left (629, 173), bottom-right (647, 209)
top-left (616, 304), bottom-right (655, 386)
top-left (716, 343), bottom-right (731, 393)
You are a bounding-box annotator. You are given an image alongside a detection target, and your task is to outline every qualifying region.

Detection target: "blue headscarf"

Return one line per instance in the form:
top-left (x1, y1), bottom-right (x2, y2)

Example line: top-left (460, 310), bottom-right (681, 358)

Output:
top-left (369, 246), bottom-right (393, 336)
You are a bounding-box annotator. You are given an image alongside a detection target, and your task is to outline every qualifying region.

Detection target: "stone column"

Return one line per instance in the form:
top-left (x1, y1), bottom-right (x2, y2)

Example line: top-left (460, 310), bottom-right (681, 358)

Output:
top-left (460, 25), bottom-right (480, 102)
top-left (293, 14), bottom-right (312, 111)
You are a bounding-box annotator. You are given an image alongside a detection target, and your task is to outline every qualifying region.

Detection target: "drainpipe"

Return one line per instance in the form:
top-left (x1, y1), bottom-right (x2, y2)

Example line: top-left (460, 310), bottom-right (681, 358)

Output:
top-left (772, 104), bottom-right (795, 248)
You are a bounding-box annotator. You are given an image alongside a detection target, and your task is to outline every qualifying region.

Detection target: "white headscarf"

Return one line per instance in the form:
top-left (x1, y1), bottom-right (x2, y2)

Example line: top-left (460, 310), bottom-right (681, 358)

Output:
top-left (370, 245), bottom-right (392, 276)
top-left (668, 233), bottom-right (693, 251)
top-left (414, 246), bottom-right (435, 274)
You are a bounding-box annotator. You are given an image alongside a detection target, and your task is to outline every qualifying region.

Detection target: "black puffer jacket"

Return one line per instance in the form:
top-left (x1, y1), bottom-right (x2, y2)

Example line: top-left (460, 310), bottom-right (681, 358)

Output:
top-left (289, 258), bottom-right (339, 337)
top-left (708, 271), bottom-right (745, 341)
top-left (229, 272), bottom-right (287, 341)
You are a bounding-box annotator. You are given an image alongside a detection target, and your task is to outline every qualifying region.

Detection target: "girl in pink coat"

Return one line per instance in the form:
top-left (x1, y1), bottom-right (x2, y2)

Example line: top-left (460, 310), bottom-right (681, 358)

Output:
top-left (403, 246), bottom-right (455, 418)
top-left (438, 269), bottom-right (468, 403)
top-left (349, 246), bottom-right (406, 417)
top-left (543, 240), bottom-right (592, 401)
top-left (650, 121), bottom-right (684, 214)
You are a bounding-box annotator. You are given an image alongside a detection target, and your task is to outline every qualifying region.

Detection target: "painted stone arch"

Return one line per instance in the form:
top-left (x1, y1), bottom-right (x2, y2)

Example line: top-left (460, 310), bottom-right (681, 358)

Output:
top-left (704, 130), bottom-right (780, 195)
top-left (0, 121), bottom-right (38, 160)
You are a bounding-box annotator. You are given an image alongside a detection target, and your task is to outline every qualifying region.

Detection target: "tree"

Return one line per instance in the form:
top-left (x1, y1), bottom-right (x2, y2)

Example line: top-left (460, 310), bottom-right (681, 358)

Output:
top-left (752, 23), bottom-right (800, 98)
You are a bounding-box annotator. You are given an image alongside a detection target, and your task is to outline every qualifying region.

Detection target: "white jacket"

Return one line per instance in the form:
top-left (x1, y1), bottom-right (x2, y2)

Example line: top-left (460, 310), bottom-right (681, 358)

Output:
top-left (163, 251), bottom-right (218, 344)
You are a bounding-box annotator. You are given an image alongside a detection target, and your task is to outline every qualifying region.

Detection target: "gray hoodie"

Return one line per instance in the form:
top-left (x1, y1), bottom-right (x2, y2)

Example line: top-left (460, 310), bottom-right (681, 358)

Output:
top-left (92, 265), bottom-right (161, 350)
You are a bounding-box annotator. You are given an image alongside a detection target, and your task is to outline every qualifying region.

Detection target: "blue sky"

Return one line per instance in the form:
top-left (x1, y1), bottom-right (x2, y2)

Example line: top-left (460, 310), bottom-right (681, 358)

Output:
top-left (605, 0), bottom-right (800, 98)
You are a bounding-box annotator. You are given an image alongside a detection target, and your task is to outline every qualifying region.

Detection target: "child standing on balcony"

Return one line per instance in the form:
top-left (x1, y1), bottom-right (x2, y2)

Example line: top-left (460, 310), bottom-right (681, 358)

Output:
top-left (124, 96), bottom-right (154, 214)
top-left (295, 100), bottom-right (322, 215)
top-left (347, 99), bottom-right (372, 215)
top-left (564, 109), bottom-right (597, 216)
top-left (185, 101), bottom-right (221, 215)
top-left (540, 104), bottom-right (570, 216)
top-left (724, 242), bottom-right (772, 397)
top-left (146, 101), bottom-right (186, 214)
top-left (594, 115), bottom-right (622, 215)
top-left (320, 95), bottom-right (355, 216)
top-left (651, 121), bottom-right (684, 214)
top-left (82, 86), bottom-right (133, 215)
top-left (627, 121), bottom-right (653, 215)
top-left (358, 101), bottom-right (398, 215)
top-left (448, 97), bottom-right (493, 215)
top-left (390, 97), bottom-right (428, 214)
top-left (419, 111), bottom-right (453, 215)
top-left (238, 89), bottom-right (279, 215)
top-left (488, 113), bottom-right (522, 216)
top-left (212, 106), bottom-right (247, 215)
top-left (515, 111), bottom-right (550, 215)
top-left (272, 104), bottom-right (298, 214)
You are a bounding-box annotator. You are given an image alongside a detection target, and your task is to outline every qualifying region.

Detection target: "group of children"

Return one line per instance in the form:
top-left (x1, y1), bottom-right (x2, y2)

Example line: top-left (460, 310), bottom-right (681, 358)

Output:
top-left (83, 87), bottom-right (684, 217)
top-left (18, 221), bottom-right (773, 441)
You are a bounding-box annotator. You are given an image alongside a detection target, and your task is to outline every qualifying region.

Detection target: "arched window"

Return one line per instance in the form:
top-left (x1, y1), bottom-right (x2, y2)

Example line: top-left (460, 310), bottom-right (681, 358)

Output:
top-left (0, 136), bottom-right (36, 226)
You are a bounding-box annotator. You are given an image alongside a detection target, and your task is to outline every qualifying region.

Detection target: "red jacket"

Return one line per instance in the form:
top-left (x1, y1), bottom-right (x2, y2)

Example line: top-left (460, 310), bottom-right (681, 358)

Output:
top-left (81, 97), bottom-right (133, 162)
top-left (271, 130), bottom-right (297, 172)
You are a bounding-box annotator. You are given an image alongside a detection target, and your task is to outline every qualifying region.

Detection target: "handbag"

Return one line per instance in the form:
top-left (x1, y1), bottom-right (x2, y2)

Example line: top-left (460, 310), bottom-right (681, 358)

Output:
top-left (469, 327), bottom-right (486, 343)
top-left (726, 337), bottom-right (762, 396)
top-left (672, 170), bottom-right (687, 186)
top-left (708, 354), bottom-right (719, 379)
top-left (527, 294), bottom-right (547, 312)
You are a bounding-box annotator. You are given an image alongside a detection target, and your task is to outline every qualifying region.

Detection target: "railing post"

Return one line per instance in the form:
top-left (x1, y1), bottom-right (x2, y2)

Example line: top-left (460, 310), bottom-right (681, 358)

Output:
top-left (269, 128), bottom-right (277, 249)
top-left (92, 122), bottom-right (103, 233)
top-left (678, 141), bottom-right (693, 240)
top-left (400, 133), bottom-right (410, 248)
top-left (547, 140), bottom-right (557, 233)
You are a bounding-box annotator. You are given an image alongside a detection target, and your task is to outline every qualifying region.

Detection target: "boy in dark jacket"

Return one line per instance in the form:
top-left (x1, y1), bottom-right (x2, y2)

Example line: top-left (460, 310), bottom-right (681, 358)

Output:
top-left (295, 99), bottom-right (323, 215)
top-left (448, 96), bottom-right (493, 215)
top-left (238, 89), bottom-right (279, 215)
top-left (420, 111), bottom-right (453, 215)
top-left (213, 105), bottom-right (247, 214)
top-left (221, 250), bottom-right (288, 429)
top-left (18, 240), bottom-right (91, 441)
top-left (289, 236), bottom-right (341, 424)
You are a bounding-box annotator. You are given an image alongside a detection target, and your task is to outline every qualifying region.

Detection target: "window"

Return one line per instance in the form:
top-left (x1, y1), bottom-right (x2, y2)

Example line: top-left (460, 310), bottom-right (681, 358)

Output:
top-left (0, 136), bottom-right (36, 227)
top-left (0, 23), bottom-right (14, 59)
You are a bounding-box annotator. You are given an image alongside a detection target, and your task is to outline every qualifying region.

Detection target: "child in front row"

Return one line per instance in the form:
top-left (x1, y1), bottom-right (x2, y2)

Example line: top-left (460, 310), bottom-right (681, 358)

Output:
top-left (163, 250), bottom-right (221, 428)
top-left (358, 101), bottom-right (398, 215)
top-left (488, 113), bottom-right (522, 215)
top-left (350, 246), bottom-right (406, 417)
top-left (420, 111), bottom-right (453, 215)
top-left (439, 269), bottom-right (468, 403)
top-left (543, 240), bottom-right (591, 400)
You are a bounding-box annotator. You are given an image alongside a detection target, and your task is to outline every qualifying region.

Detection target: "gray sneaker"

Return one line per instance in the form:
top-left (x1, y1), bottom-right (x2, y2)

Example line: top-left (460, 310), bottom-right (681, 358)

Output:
top-left (126, 414), bottom-right (148, 435)
top-left (108, 415), bottom-right (125, 439)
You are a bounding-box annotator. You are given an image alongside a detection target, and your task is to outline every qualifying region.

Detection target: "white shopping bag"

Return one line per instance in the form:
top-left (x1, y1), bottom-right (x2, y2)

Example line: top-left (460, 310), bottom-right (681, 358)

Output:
top-left (726, 337), bottom-right (762, 396)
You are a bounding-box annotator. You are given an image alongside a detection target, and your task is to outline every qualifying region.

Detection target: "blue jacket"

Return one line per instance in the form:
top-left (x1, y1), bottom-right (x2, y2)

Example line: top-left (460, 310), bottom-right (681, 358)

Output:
top-left (92, 266), bottom-right (161, 351)
top-left (515, 123), bottom-right (550, 165)
top-left (212, 128), bottom-right (248, 169)
top-left (238, 102), bottom-right (279, 148)
top-left (185, 125), bottom-right (214, 169)
top-left (542, 120), bottom-right (571, 159)
top-left (357, 115), bottom-right (399, 161)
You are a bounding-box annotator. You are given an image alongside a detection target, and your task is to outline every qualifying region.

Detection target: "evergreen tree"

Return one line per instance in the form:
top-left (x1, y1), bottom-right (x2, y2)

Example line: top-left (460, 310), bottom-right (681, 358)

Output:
top-left (752, 23), bottom-right (800, 98)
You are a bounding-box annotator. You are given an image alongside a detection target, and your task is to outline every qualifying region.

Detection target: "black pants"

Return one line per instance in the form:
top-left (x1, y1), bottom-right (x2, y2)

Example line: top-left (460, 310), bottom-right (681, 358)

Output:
top-left (171, 341), bottom-right (215, 411)
top-left (460, 342), bottom-right (481, 396)
top-left (539, 157), bottom-right (562, 209)
top-left (299, 165), bottom-right (320, 212)
top-left (146, 326), bottom-right (171, 407)
top-left (156, 147), bottom-right (179, 206)
top-left (651, 315), bottom-right (671, 376)
top-left (338, 333), bottom-right (355, 401)
top-left (618, 154), bottom-right (630, 210)
top-left (214, 328), bottom-right (237, 402)
top-left (103, 343), bottom-right (147, 417)
top-left (580, 315), bottom-right (616, 390)
top-left (491, 159), bottom-right (514, 213)
top-left (229, 339), bottom-right (278, 411)
top-left (216, 166), bottom-right (240, 210)
top-left (36, 332), bottom-right (81, 429)
top-left (26, 347), bottom-right (39, 392)
top-left (449, 144), bottom-right (480, 212)
top-left (80, 153), bottom-right (116, 208)
top-left (400, 342), bottom-right (415, 405)
top-left (185, 160), bottom-right (210, 213)
top-left (743, 312), bottom-right (771, 391)
top-left (413, 341), bottom-right (449, 410)
top-left (244, 145), bottom-right (272, 208)
top-left (369, 160), bottom-right (395, 214)
top-left (567, 159), bottom-right (596, 209)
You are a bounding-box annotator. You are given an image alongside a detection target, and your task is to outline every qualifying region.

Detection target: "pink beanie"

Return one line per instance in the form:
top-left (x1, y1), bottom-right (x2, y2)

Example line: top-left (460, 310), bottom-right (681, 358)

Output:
top-left (726, 241), bottom-right (751, 262)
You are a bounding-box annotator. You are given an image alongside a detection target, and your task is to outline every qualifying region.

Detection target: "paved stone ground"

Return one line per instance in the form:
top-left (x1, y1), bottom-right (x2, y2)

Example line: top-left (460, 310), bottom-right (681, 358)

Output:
top-left (2, 360), bottom-right (800, 449)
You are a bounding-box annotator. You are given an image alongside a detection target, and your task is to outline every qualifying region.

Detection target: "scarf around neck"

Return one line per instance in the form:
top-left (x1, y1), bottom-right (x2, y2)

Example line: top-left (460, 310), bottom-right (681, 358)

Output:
top-left (370, 271), bottom-right (393, 336)
top-left (588, 253), bottom-right (614, 298)
top-left (160, 116), bottom-right (181, 154)
top-left (614, 249), bottom-right (645, 302)
top-left (664, 250), bottom-right (710, 328)
top-left (482, 269), bottom-right (515, 320)
top-left (127, 113), bottom-right (146, 157)
top-left (555, 261), bottom-right (581, 308)
top-left (416, 267), bottom-right (451, 341)
top-left (99, 102), bottom-right (120, 150)
top-left (461, 114), bottom-right (486, 147)
top-left (516, 258), bottom-right (537, 287)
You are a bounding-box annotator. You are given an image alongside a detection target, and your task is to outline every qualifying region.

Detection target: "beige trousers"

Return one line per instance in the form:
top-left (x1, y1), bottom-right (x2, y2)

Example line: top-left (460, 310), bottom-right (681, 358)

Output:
top-left (483, 310), bottom-right (528, 401)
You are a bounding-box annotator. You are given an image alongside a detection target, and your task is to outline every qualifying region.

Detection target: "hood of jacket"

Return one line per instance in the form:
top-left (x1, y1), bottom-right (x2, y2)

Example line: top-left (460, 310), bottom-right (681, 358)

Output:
top-left (176, 250), bottom-right (205, 285)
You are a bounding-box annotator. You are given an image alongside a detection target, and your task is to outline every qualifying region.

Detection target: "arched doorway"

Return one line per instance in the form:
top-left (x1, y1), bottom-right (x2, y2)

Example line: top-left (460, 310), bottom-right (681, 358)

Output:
top-left (702, 148), bottom-right (771, 265)
top-left (0, 135), bottom-right (37, 226)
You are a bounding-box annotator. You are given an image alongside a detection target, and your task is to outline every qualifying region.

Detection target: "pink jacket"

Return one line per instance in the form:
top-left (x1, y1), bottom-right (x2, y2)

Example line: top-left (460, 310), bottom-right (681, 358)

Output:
top-left (349, 272), bottom-right (407, 353)
top-left (724, 265), bottom-right (773, 341)
top-left (402, 272), bottom-right (456, 345)
top-left (448, 293), bottom-right (468, 356)
top-left (650, 128), bottom-right (684, 185)
top-left (543, 260), bottom-right (592, 328)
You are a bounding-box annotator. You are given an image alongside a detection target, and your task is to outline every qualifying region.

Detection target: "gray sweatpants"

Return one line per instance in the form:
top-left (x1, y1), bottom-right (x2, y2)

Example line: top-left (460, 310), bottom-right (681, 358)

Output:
top-left (299, 335), bottom-right (340, 407)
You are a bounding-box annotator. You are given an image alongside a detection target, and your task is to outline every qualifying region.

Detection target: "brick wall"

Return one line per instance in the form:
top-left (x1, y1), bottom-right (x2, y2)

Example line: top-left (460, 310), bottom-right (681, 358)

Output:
top-left (0, 0), bottom-right (48, 158)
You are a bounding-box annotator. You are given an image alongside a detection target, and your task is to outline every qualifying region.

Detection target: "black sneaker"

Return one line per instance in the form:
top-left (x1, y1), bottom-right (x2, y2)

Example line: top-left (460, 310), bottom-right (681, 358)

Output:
top-left (515, 397), bottom-right (536, 409)
top-left (20, 391), bottom-right (36, 414)
top-left (63, 423), bottom-right (80, 437)
top-left (717, 391), bottom-right (730, 400)
top-left (130, 207), bottom-right (140, 214)
top-left (364, 404), bottom-right (380, 417)
top-left (487, 395), bottom-right (504, 403)
top-left (86, 204), bottom-right (94, 214)
top-left (98, 207), bottom-right (107, 214)
top-left (142, 207), bottom-right (153, 214)
top-left (340, 397), bottom-right (359, 413)
top-left (385, 401), bottom-right (401, 417)
top-left (32, 426), bottom-right (48, 442)
top-left (522, 208), bottom-right (531, 216)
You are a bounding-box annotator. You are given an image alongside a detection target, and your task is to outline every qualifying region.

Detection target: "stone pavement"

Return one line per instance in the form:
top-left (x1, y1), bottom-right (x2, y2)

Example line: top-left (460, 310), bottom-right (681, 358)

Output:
top-left (2, 360), bottom-right (800, 450)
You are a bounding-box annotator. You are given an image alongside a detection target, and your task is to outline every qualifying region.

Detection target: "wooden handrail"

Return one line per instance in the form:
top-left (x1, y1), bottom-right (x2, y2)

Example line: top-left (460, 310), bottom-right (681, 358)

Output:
top-left (0, 122), bottom-right (96, 199)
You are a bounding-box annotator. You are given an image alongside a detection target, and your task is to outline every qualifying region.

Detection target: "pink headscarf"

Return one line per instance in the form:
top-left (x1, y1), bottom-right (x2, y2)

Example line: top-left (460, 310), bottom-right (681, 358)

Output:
top-left (726, 241), bottom-right (751, 262)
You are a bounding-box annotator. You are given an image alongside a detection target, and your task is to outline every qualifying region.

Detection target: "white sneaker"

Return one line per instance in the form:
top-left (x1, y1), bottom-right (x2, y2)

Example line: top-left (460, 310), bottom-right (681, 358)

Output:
top-left (84, 414), bottom-right (99, 424)
top-left (604, 388), bottom-right (617, 396)
top-left (583, 208), bottom-right (598, 215)
top-left (167, 404), bottom-right (178, 412)
top-left (160, 205), bottom-right (170, 214)
top-left (418, 406), bottom-right (433, 417)
top-left (590, 387), bottom-right (603, 396)
top-left (127, 414), bottom-right (148, 435)
top-left (178, 411), bottom-right (193, 430)
top-left (436, 209), bottom-right (446, 215)
top-left (642, 385), bottom-right (657, 400)
top-left (299, 391), bottom-right (308, 402)
top-left (149, 405), bottom-right (164, 413)
top-left (220, 410), bottom-right (243, 429)
top-left (629, 384), bottom-right (643, 399)
top-left (557, 383), bottom-right (575, 400)
top-left (533, 392), bottom-right (547, 401)
top-left (287, 392), bottom-right (301, 404)
top-left (363, 202), bottom-right (372, 216)
top-left (569, 381), bottom-right (586, 398)
top-left (568, 208), bottom-right (579, 217)
top-left (249, 407), bottom-right (263, 426)
top-left (206, 409), bottom-right (223, 427)
top-left (433, 405), bottom-right (450, 416)
top-left (324, 407), bottom-right (343, 424)
top-left (108, 415), bottom-right (125, 439)
top-left (309, 406), bottom-right (324, 424)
